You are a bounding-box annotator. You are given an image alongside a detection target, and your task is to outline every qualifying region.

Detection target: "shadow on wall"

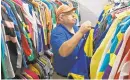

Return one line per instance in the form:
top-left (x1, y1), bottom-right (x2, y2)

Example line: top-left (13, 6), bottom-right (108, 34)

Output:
top-left (79, 3), bottom-right (98, 27)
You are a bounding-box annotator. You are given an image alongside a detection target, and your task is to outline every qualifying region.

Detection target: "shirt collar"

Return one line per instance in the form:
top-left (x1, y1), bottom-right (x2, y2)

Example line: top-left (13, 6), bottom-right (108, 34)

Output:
top-left (58, 24), bottom-right (78, 35)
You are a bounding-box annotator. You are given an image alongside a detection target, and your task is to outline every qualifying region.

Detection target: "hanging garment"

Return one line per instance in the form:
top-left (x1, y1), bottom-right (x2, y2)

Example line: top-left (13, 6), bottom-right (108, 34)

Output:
top-left (33, 62), bottom-right (44, 78)
top-left (14, 2), bottom-right (36, 61)
top-left (109, 25), bottom-right (130, 79)
top-left (34, 0), bottom-right (49, 50)
top-left (36, 59), bottom-right (50, 79)
top-left (23, 68), bottom-right (39, 79)
top-left (28, 64), bottom-right (40, 77)
top-left (40, 55), bottom-right (54, 76)
top-left (22, 1), bottom-right (37, 43)
top-left (114, 30), bottom-right (130, 78)
top-left (1, 23), bottom-right (15, 79)
top-left (94, 10), bottom-right (104, 30)
top-left (84, 29), bottom-right (94, 57)
top-left (94, 14), bottom-right (113, 52)
top-left (96, 16), bottom-right (130, 79)
top-left (1, 1), bottom-right (18, 25)
top-left (94, 4), bottom-right (114, 42)
top-left (1, 1), bottom-right (23, 67)
top-left (1, 0), bottom-right (81, 79)
top-left (97, 8), bottom-right (130, 77)
top-left (1, 2), bottom-right (23, 72)
top-left (18, 74), bottom-right (27, 79)
top-left (41, 0), bottom-right (57, 28)
top-left (102, 40), bottom-right (123, 78)
top-left (1, 1), bottom-right (21, 43)
top-left (4, 0), bottom-right (21, 42)
top-left (97, 22), bottom-right (117, 75)
top-left (118, 50), bottom-right (130, 79)
top-left (13, 0), bottom-right (23, 7)
top-left (90, 10), bottom-right (130, 79)
top-left (22, 72), bottom-right (33, 79)
top-left (103, 17), bottom-right (130, 79)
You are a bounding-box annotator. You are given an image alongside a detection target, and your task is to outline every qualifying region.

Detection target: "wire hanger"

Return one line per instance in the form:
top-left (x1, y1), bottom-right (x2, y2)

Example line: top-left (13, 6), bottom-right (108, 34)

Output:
top-left (111, 0), bottom-right (129, 11)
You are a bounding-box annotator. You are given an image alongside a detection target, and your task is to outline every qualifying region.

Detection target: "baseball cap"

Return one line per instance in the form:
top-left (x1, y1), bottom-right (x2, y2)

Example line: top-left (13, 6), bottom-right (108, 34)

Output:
top-left (56, 4), bottom-right (76, 18)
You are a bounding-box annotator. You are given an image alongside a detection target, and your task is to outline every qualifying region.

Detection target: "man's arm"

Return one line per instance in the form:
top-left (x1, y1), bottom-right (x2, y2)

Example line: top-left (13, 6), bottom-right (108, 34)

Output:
top-left (59, 21), bottom-right (92, 57)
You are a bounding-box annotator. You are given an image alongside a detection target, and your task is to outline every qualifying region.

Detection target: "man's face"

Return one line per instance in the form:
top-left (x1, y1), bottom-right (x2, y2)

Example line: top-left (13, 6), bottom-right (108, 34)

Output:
top-left (60, 11), bottom-right (77, 25)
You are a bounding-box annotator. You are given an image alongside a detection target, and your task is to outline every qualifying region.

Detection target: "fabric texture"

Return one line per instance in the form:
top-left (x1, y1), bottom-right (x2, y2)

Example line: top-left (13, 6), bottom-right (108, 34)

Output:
top-left (96, 16), bottom-right (130, 79)
top-left (118, 50), bottom-right (130, 79)
top-left (90, 10), bottom-right (130, 79)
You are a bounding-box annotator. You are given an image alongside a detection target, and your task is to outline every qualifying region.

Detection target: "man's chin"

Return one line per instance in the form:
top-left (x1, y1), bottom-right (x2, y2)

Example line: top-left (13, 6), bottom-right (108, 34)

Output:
top-left (71, 23), bottom-right (75, 25)
top-left (69, 22), bottom-right (76, 25)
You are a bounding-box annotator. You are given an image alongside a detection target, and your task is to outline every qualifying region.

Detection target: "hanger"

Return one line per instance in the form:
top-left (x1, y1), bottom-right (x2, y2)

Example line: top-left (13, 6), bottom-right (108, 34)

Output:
top-left (113, 0), bottom-right (129, 10)
top-left (111, 6), bottom-right (130, 15)
top-left (109, 0), bottom-right (130, 13)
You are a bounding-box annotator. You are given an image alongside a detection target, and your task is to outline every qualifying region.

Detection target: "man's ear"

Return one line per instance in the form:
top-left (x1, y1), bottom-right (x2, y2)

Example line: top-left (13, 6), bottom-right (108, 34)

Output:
top-left (58, 14), bottom-right (63, 21)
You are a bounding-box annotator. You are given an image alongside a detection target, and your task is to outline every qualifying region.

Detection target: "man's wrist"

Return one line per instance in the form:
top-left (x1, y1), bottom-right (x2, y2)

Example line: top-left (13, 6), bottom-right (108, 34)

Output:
top-left (77, 30), bottom-right (84, 36)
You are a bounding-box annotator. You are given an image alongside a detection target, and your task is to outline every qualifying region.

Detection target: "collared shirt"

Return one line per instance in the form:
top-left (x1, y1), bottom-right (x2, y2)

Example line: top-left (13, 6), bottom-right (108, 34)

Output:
top-left (1, 1), bottom-right (21, 44)
top-left (96, 15), bottom-right (130, 79)
top-left (90, 10), bottom-right (130, 79)
top-left (109, 26), bottom-right (130, 79)
top-left (84, 29), bottom-right (94, 57)
top-left (1, 1), bottom-right (18, 26)
top-left (1, 23), bottom-right (15, 79)
top-left (94, 14), bottom-right (113, 52)
top-left (94, 3), bottom-right (114, 41)
top-left (50, 24), bottom-right (83, 76)
top-left (102, 40), bottom-right (123, 79)
top-left (1, 4), bottom-right (23, 71)
top-left (118, 50), bottom-right (130, 79)
top-left (4, 0), bottom-right (21, 42)
top-left (115, 28), bottom-right (130, 79)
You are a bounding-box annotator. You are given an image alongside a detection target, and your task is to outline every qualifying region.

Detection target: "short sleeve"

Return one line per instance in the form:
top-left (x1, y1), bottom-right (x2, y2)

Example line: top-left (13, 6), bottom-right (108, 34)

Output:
top-left (73, 25), bottom-right (79, 32)
top-left (50, 30), bottom-right (67, 54)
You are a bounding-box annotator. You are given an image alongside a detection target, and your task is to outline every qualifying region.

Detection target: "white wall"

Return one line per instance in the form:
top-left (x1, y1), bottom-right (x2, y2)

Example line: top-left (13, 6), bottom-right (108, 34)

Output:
top-left (78, 0), bottom-right (108, 27)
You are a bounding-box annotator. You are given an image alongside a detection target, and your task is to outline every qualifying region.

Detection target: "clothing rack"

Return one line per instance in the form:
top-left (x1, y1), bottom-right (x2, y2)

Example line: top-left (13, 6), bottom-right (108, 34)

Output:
top-left (90, 2), bottom-right (130, 79)
top-left (1, 0), bottom-right (80, 79)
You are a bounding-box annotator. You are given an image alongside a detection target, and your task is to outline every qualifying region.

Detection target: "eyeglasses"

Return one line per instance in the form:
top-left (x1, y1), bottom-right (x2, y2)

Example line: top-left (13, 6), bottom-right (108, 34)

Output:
top-left (62, 12), bottom-right (75, 16)
top-left (61, 12), bottom-right (77, 19)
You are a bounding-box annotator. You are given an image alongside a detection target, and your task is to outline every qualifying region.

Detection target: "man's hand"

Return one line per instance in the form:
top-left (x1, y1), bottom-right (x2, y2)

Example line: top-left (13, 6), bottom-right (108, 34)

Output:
top-left (79, 21), bottom-right (92, 34)
top-left (59, 21), bottom-right (92, 57)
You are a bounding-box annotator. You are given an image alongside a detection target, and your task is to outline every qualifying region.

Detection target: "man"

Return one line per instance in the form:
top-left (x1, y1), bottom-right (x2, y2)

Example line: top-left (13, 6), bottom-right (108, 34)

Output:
top-left (51, 4), bottom-right (92, 78)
